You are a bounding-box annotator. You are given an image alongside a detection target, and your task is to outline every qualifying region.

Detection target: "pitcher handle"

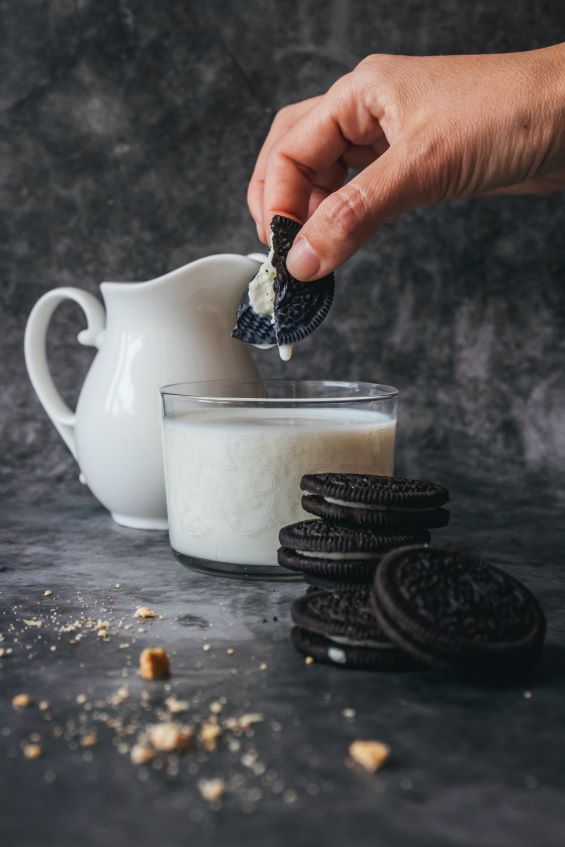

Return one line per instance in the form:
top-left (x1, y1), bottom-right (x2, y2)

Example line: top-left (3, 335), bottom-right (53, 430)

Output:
top-left (24, 287), bottom-right (106, 460)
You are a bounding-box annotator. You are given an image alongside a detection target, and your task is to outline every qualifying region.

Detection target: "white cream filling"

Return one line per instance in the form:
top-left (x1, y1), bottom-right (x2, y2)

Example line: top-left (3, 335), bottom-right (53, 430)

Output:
top-left (327, 647), bottom-right (347, 664)
top-left (248, 244), bottom-right (276, 317)
top-left (319, 496), bottom-right (437, 512)
top-left (328, 634), bottom-right (394, 649)
top-left (247, 241), bottom-right (293, 362)
top-left (296, 549), bottom-right (377, 561)
top-left (278, 343), bottom-right (293, 361)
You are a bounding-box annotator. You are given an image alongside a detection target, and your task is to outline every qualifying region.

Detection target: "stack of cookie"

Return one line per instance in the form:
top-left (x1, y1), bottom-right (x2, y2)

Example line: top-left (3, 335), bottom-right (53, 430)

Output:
top-left (278, 473), bottom-right (450, 589)
top-left (289, 546), bottom-right (546, 681)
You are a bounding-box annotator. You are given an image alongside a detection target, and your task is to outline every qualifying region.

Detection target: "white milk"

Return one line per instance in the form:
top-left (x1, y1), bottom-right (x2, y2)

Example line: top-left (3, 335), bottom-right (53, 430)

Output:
top-left (162, 407), bottom-right (396, 566)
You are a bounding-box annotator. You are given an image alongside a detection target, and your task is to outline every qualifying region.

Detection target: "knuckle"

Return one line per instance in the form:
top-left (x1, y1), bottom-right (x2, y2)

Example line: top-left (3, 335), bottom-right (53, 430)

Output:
top-left (356, 53), bottom-right (385, 72)
top-left (355, 53), bottom-right (394, 80)
top-left (327, 71), bottom-right (354, 98)
top-left (323, 184), bottom-right (369, 240)
top-left (354, 54), bottom-right (405, 124)
top-left (273, 102), bottom-right (298, 125)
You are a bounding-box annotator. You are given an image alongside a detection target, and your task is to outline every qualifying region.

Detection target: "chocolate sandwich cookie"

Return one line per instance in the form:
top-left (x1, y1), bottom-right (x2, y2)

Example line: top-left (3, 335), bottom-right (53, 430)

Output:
top-left (291, 588), bottom-right (418, 669)
top-left (232, 215), bottom-right (334, 353)
top-left (301, 473), bottom-right (450, 530)
top-left (304, 574), bottom-right (373, 592)
top-left (278, 519), bottom-right (429, 581)
top-left (371, 546), bottom-right (546, 681)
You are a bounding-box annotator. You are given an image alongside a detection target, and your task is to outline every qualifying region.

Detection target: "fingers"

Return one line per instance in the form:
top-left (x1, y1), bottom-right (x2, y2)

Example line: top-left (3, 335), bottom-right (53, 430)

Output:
top-left (261, 100), bottom-right (352, 236)
top-left (286, 145), bottom-right (424, 280)
top-left (261, 75), bottom-right (386, 238)
top-left (247, 97), bottom-right (322, 242)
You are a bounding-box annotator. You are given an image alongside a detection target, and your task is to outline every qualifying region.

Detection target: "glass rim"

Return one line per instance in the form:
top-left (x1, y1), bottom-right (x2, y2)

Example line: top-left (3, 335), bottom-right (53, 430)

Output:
top-left (160, 379), bottom-right (399, 404)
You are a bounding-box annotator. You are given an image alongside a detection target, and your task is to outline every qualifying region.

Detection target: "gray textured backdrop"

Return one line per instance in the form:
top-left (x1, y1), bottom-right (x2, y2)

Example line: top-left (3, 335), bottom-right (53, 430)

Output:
top-left (2, 0), bottom-right (565, 497)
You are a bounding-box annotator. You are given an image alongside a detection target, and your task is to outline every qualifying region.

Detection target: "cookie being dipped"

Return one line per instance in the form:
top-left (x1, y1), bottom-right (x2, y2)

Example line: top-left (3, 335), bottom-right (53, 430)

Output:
top-left (232, 215), bottom-right (334, 360)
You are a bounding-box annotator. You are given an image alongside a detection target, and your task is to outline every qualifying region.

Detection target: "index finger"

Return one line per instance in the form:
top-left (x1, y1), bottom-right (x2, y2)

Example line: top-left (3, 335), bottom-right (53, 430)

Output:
top-left (248, 98), bottom-right (322, 240)
top-left (262, 97), bottom-right (349, 235)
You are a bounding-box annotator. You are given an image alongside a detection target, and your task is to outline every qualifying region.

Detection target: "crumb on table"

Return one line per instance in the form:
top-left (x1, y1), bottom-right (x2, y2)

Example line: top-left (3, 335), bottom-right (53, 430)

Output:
top-left (199, 719), bottom-right (221, 752)
top-left (146, 722), bottom-right (193, 752)
top-left (198, 777), bottom-right (225, 803)
top-left (130, 743), bottom-right (155, 765)
top-left (23, 743), bottom-right (42, 760)
top-left (349, 739), bottom-right (391, 772)
top-left (134, 607), bottom-right (156, 620)
top-left (139, 647), bottom-right (170, 680)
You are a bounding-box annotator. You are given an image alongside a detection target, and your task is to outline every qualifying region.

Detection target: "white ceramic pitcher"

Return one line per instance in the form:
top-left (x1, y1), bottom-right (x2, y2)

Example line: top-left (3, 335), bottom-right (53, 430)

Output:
top-left (24, 254), bottom-right (263, 529)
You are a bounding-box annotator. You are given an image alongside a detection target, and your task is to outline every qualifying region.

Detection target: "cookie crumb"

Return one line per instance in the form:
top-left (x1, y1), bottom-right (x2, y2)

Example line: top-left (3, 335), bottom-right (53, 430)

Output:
top-left (43, 590), bottom-right (53, 598)
top-left (134, 607), bottom-right (156, 620)
top-left (76, 693), bottom-right (87, 705)
top-left (283, 788), bottom-right (297, 804)
top-left (305, 656), bottom-right (314, 665)
top-left (259, 662), bottom-right (268, 671)
top-left (342, 708), bottom-right (356, 719)
top-left (226, 647), bottom-right (235, 655)
top-left (198, 778), bottom-right (224, 803)
top-left (38, 700), bottom-right (50, 711)
top-left (108, 687), bottom-right (129, 706)
top-left (165, 695), bottom-right (188, 715)
top-left (80, 732), bottom-right (97, 747)
top-left (225, 713), bottom-right (264, 732)
top-left (23, 743), bottom-right (42, 760)
top-left (139, 647), bottom-right (170, 680)
top-left (199, 719), bottom-right (221, 752)
top-left (12, 693), bottom-right (31, 710)
top-left (147, 722), bottom-right (193, 752)
top-left (130, 743), bottom-right (155, 765)
top-left (24, 619), bottom-right (42, 628)
top-left (210, 701), bottom-right (223, 715)
top-left (202, 643), bottom-right (211, 652)
top-left (523, 690), bottom-right (533, 700)
top-left (349, 740), bottom-right (390, 773)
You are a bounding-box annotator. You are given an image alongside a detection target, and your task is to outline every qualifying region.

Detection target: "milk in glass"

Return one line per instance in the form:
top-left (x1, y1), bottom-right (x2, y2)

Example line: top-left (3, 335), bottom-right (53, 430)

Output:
top-left (162, 407), bottom-right (396, 566)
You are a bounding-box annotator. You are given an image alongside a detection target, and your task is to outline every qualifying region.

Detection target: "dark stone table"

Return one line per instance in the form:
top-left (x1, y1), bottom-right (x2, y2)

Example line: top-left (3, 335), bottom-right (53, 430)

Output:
top-left (1, 464), bottom-right (564, 847)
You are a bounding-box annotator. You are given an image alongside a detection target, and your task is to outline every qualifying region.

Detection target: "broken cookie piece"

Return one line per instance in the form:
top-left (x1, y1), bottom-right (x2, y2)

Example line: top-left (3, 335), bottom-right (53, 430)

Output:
top-left (134, 607), bottom-right (156, 620)
top-left (198, 777), bottom-right (225, 803)
top-left (232, 215), bottom-right (334, 360)
top-left (12, 693), bottom-right (31, 710)
top-left (130, 743), bottom-right (155, 765)
top-left (349, 739), bottom-right (390, 772)
top-left (199, 718), bottom-right (221, 752)
top-left (139, 647), bottom-right (170, 680)
top-left (23, 743), bottom-right (42, 760)
top-left (146, 722), bottom-right (193, 753)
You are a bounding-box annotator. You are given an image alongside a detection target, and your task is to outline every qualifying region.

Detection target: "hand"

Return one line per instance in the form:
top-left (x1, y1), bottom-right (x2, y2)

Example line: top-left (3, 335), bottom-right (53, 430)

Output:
top-left (247, 45), bottom-right (565, 280)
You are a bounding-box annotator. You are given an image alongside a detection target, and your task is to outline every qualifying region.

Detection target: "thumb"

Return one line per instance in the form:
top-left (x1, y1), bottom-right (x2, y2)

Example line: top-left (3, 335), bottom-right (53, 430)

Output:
top-left (286, 146), bottom-right (424, 281)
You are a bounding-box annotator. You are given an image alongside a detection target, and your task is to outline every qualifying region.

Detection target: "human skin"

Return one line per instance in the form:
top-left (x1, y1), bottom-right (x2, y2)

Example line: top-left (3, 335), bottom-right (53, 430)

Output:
top-left (247, 45), bottom-right (565, 281)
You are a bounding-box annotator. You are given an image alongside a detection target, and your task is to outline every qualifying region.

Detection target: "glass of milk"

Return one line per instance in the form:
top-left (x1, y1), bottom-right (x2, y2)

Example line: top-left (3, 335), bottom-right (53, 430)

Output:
top-left (160, 380), bottom-right (398, 578)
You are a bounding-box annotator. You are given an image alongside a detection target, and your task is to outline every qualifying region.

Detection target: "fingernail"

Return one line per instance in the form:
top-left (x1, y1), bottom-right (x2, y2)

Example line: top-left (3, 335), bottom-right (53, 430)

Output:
top-left (286, 236), bottom-right (321, 281)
